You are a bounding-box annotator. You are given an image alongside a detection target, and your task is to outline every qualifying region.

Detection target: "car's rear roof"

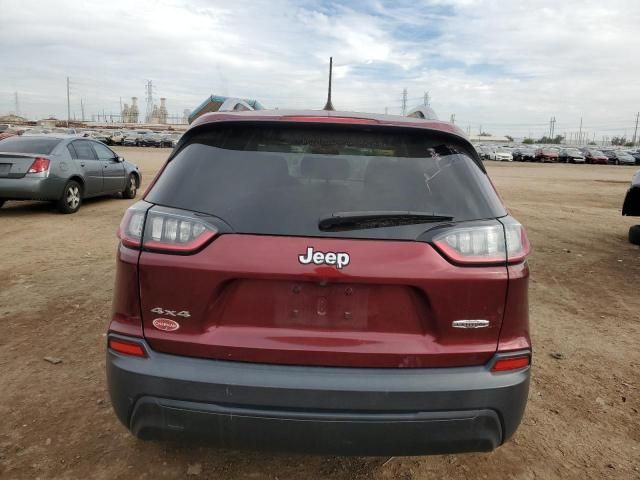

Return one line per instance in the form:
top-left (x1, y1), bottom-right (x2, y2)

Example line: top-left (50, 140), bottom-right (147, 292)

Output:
top-left (183, 109), bottom-right (485, 172)
top-left (190, 109), bottom-right (468, 139)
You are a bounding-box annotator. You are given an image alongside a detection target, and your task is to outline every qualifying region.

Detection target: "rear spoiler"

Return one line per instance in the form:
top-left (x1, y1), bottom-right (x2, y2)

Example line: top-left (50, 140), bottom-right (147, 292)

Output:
top-left (0, 152), bottom-right (44, 158)
top-left (177, 120), bottom-right (483, 172)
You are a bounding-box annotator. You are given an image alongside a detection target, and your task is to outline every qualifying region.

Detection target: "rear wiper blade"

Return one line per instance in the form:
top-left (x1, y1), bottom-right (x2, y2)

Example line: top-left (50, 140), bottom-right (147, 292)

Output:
top-left (318, 211), bottom-right (454, 231)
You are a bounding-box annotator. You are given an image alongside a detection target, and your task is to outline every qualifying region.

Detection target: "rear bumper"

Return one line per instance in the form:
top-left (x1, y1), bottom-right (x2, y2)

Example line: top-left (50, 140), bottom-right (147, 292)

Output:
top-left (0, 176), bottom-right (60, 200)
top-left (106, 335), bottom-right (530, 456)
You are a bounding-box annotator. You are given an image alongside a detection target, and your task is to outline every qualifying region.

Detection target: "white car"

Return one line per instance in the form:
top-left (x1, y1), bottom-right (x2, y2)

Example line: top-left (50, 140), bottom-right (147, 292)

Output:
top-left (110, 131), bottom-right (126, 145)
top-left (493, 148), bottom-right (513, 161)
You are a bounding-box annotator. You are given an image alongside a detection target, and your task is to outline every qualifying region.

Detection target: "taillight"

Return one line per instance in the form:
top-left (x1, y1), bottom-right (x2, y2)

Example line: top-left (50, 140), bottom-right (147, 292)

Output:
top-left (27, 157), bottom-right (50, 173)
top-left (108, 338), bottom-right (147, 357)
top-left (432, 219), bottom-right (530, 265)
top-left (503, 220), bottom-right (531, 264)
top-left (491, 354), bottom-right (530, 372)
top-left (118, 205), bottom-right (217, 254)
top-left (118, 208), bottom-right (146, 248)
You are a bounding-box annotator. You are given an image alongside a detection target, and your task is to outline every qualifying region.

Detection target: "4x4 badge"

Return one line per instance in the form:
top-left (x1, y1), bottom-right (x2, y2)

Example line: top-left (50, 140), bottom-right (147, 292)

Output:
top-left (298, 247), bottom-right (350, 269)
top-left (151, 307), bottom-right (191, 318)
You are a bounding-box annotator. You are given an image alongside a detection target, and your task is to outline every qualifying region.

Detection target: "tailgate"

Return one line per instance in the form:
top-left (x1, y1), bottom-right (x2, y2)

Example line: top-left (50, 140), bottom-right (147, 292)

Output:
top-left (139, 234), bottom-right (508, 368)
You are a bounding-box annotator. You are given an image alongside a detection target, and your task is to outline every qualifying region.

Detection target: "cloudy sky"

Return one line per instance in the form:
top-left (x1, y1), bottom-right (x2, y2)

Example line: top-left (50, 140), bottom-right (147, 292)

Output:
top-left (1, 0), bottom-right (639, 138)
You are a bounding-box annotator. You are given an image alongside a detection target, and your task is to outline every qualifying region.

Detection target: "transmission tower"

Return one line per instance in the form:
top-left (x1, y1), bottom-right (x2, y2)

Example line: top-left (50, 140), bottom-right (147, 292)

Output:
top-left (401, 88), bottom-right (408, 116)
top-left (144, 80), bottom-right (154, 123)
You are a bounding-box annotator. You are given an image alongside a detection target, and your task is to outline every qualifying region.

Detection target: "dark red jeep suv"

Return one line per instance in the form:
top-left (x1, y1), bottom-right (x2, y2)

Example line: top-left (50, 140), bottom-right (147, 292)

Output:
top-left (107, 110), bottom-right (531, 456)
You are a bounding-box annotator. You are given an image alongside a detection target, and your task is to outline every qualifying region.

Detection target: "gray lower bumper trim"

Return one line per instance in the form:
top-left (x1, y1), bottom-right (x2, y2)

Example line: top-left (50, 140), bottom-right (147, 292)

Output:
top-left (130, 397), bottom-right (502, 455)
top-left (107, 335), bottom-right (530, 455)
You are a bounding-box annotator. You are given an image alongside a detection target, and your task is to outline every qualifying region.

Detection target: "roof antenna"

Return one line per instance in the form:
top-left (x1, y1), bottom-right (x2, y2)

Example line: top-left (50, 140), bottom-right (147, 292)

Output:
top-left (323, 57), bottom-right (335, 111)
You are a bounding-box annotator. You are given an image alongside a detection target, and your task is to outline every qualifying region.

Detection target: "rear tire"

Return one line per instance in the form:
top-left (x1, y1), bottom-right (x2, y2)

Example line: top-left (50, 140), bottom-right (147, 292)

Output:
top-left (630, 225), bottom-right (640, 246)
top-left (122, 174), bottom-right (137, 199)
top-left (57, 180), bottom-right (82, 214)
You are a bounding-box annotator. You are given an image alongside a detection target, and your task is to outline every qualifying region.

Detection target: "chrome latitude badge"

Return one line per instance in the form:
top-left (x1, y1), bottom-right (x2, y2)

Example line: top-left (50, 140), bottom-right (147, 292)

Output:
top-left (452, 319), bottom-right (490, 329)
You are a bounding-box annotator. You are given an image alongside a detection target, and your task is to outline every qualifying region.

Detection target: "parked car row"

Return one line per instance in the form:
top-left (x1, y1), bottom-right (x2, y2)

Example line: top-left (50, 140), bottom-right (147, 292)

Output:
top-left (80, 129), bottom-right (182, 148)
top-left (1, 126), bottom-right (183, 149)
top-left (475, 144), bottom-right (640, 165)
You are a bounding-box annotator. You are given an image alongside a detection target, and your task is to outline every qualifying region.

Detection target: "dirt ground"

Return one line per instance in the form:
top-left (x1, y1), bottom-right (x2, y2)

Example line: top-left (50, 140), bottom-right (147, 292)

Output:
top-left (0, 147), bottom-right (639, 479)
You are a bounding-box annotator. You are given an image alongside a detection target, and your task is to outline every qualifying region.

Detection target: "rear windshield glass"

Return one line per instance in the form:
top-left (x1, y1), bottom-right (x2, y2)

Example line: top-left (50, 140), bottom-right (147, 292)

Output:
top-left (146, 125), bottom-right (506, 239)
top-left (0, 137), bottom-right (60, 154)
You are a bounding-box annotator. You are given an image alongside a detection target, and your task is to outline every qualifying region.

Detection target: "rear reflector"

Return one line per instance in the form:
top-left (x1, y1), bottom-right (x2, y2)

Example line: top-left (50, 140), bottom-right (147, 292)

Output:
top-left (108, 338), bottom-right (146, 357)
top-left (27, 157), bottom-right (50, 173)
top-left (491, 355), bottom-right (530, 372)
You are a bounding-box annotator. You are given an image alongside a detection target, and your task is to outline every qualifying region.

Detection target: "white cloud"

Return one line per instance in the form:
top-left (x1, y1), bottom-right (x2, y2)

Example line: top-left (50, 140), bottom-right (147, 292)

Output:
top-left (0, 0), bottom-right (639, 138)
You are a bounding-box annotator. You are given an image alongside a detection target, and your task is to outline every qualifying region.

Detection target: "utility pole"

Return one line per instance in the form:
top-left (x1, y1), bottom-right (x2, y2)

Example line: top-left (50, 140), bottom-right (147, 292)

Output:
top-left (14, 92), bottom-right (20, 117)
top-left (323, 57), bottom-right (335, 111)
top-left (632, 112), bottom-right (639, 146)
top-left (80, 99), bottom-right (85, 122)
top-left (66, 77), bottom-right (71, 127)
top-left (549, 116), bottom-right (556, 140)
top-left (423, 91), bottom-right (430, 107)
top-left (401, 88), bottom-right (408, 116)
top-left (578, 117), bottom-right (582, 145)
top-left (450, 113), bottom-right (455, 124)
